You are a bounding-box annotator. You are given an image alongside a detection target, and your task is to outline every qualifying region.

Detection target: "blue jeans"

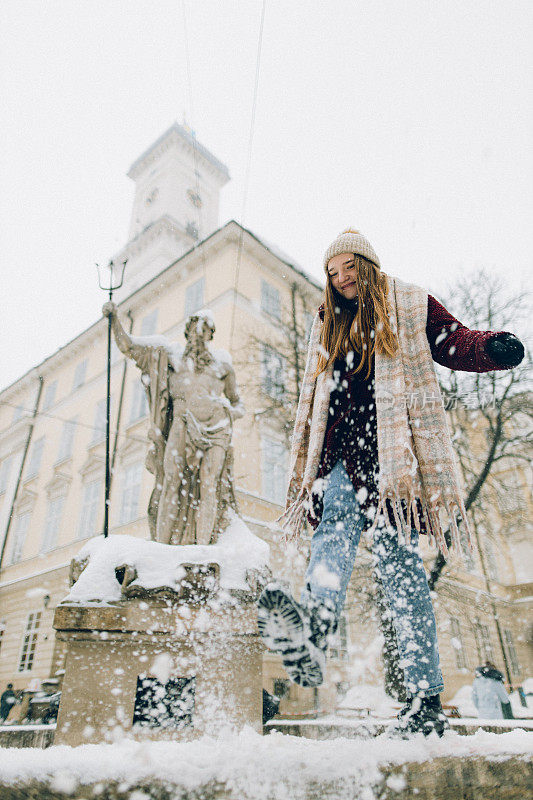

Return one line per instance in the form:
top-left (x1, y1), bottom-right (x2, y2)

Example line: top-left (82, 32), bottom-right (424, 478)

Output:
top-left (302, 460), bottom-right (444, 696)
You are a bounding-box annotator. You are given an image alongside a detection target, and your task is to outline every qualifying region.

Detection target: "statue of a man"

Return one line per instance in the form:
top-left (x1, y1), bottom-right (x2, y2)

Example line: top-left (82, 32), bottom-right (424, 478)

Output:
top-left (102, 302), bottom-right (244, 546)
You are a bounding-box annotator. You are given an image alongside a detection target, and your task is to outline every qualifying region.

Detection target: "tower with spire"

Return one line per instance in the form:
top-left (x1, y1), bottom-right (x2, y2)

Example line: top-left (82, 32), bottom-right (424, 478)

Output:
top-left (114, 122), bottom-right (230, 296)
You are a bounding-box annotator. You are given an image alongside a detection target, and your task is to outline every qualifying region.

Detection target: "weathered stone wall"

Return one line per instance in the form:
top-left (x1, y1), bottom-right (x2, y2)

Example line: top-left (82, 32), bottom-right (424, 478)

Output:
top-left (0, 756), bottom-right (531, 800)
top-left (0, 726), bottom-right (54, 749)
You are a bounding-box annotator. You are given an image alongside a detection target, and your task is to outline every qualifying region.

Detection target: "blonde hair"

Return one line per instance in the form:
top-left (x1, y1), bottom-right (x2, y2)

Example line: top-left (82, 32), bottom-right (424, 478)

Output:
top-left (316, 231), bottom-right (399, 379)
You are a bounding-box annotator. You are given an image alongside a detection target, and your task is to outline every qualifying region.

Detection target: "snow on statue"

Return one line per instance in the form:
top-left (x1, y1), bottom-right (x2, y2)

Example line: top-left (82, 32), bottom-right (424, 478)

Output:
top-left (102, 302), bottom-right (244, 545)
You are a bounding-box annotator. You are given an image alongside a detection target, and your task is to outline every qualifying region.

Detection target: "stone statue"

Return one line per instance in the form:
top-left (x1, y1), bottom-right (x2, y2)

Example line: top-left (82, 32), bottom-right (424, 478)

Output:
top-left (102, 302), bottom-right (244, 545)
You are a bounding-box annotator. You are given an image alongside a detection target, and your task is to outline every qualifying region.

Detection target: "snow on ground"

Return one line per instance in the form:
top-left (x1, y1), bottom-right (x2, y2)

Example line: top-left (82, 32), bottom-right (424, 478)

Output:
top-left (338, 685), bottom-right (399, 718)
top-left (64, 512), bottom-right (269, 603)
top-left (450, 684), bottom-right (478, 718)
top-left (0, 727), bottom-right (531, 797)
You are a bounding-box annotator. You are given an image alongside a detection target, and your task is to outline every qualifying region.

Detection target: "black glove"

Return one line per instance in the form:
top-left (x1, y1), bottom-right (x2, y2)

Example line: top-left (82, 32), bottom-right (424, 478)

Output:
top-left (485, 333), bottom-right (524, 367)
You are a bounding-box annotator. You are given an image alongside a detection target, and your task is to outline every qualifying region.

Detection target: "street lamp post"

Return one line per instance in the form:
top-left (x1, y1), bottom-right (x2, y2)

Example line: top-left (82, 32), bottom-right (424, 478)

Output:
top-left (96, 259), bottom-right (127, 538)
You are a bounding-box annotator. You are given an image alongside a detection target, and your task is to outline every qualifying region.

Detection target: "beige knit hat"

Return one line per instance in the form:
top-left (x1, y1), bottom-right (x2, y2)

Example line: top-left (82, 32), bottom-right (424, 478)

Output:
top-left (323, 228), bottom-right (381, 270)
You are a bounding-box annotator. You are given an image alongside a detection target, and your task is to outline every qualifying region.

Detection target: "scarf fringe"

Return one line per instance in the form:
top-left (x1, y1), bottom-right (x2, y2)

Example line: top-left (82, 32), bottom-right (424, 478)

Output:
top-left (276, 487), bottom-right (310, 543)
top-left (369, 479), bottom-right (475, 560)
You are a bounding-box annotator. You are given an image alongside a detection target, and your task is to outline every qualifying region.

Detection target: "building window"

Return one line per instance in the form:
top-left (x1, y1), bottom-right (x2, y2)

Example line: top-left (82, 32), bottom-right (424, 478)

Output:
top-left (13, 403), bottom-right (25, 422)
top-left (261, 437), bottom-right (287, 505)
top-left (496, 468), bottom-right (525, 514)
top-left (25, 437), bottom-right (44, 480)
top-left (10, 512), bottom-right (31, 564)
top-left (41, 380), bottom-right (57, 411)
top-left (304, 311), bottom-right (314, 342)
top-left (140, 309), bottom-right (159, 336)
top-left (72, 359), bottom-right (88, 391)
top-left (261, 344), bottom-right (285, 399)
top-left (460, 528), bottom-right (476, 572)
top-left (41, 496), bottom-right (65, 553)
top-left (186, 221), bottom-right (199, 241)
top-left (503, 629), bottom-right (520, 676)
top-left (185, 278), bottom-right (204, 316)
top-left (0, 455), bottom-right (13, 494)
top-left (336, 681), bottom-right (350, 700)
top-left (329, 615), bottom-right (349, 660)
top-left (57, 418), bottom-right (77, 462)
top-left (129, 382), bottom-right (149, 423)
top-left (484, 538), bottom-right (499, 581)
top-left (450, 617), bottom-right (468, 669)
top-left (273, 679), bottom-right (290, 699)
top-left (78, 479), bottom-right (102, 539)
top-left (111, 338), bottom-right (122, 364)
top-left (91, 399), bottom-right (107, 444)
top-left (261, 280), bottom-right (281, 320)
top-left (187, 188), bottom-right (202, 207)
top-left (474, 623), bottom-right (494, 664)
top-left (18, 612), bottom-right (41, 672)
top-left (120, 462), bottom-right (143, 524)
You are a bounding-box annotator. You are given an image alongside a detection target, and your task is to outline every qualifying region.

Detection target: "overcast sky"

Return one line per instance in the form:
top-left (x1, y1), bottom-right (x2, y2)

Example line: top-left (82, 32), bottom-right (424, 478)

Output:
top-left (1, 0), bottom-right (531, 391)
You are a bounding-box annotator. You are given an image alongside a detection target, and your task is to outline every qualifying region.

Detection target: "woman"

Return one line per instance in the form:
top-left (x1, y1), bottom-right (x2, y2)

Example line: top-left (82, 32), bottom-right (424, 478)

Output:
top-left (257, 229), bottom-right (524, 737)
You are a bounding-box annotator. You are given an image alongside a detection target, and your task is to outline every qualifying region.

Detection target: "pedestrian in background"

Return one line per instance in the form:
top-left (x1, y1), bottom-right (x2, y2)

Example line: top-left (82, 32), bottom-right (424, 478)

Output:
top-left (472, 662), bottom-right (510, 719)
top-left (0, 683), bottom-right (16, 722)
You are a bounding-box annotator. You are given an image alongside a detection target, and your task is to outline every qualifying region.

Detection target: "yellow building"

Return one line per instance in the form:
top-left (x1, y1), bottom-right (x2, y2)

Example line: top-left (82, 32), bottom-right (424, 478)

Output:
top-left (0, 125), bottom-right (530, 718)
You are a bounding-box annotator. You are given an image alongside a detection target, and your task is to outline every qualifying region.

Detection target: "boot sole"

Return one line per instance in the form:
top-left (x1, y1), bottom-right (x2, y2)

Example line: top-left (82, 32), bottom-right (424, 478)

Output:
top-left (257, 585), bottom-right (325, 688)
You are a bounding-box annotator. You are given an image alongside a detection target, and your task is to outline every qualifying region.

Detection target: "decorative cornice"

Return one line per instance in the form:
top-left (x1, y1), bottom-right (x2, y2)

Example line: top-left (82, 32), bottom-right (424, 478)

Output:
top-left (16, 486), bottom-right (38, 512)
top-left (79, 453), bottom-right (105, 480)
top-left (44, 469), bottom-right (72, 497)
top-left (127, 123), bottom-right (230, 184)
top-left (117, 433), bottom-right (145, 464)
top-left (0, 375), bottom-right (41, 412)
top-left (0, 412), bottom-right (34, 450)
top-left (117, 215), bottom-right (191, 262)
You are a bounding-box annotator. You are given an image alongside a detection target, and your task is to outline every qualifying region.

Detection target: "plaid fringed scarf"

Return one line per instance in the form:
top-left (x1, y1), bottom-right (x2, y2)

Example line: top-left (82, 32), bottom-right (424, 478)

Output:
top-left (278, 276), bottom-right (474, 557)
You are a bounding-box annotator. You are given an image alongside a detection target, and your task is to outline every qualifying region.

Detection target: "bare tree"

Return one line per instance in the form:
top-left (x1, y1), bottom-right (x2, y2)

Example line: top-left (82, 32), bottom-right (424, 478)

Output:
top-left (428, 269), bottom-right (531, 590)
top-left (370, 271), bottom-right (530, 698)
top-left (423, 269), bottom-right (531, 690)
top-left (238, 282), bottom-right (313, 446)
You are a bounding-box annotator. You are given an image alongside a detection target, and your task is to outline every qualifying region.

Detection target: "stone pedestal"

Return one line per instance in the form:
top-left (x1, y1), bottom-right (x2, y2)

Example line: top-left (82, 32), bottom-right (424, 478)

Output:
top-left (53, 576), bottom-right (263, 746)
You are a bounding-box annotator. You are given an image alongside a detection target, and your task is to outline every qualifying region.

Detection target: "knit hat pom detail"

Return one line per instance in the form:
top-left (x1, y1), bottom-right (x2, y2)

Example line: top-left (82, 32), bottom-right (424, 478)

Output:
top-left (323, 229), bottom-right (381, 271)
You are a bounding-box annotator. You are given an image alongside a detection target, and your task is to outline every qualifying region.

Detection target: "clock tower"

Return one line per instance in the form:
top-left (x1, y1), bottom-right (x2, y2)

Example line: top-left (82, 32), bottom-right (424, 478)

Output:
top-left (114, 123), bottom-right (230, 296)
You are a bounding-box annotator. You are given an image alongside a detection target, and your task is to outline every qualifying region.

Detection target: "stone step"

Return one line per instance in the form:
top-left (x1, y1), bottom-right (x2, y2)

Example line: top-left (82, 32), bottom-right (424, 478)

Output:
top-left (267, 715), bottom-right (533, 739)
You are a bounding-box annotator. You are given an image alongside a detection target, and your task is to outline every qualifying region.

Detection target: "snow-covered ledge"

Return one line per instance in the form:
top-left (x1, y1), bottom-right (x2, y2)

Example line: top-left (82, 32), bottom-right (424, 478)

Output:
top-left (65, 511), bottom-right (270, 604)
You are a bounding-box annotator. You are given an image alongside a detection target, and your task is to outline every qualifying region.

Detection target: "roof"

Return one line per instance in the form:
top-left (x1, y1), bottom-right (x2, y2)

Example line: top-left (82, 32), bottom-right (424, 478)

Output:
top-left (127, 122), bottom-right (230, 181)
top-left (244, 225), bottom-right (323, 292)
top-left (0, 220), bottom-right (322, 396)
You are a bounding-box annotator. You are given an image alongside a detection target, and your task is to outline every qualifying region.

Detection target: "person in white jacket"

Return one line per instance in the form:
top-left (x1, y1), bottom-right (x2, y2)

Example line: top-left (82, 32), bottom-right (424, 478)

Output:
top-left (472, 663), bottom-right (510, 719)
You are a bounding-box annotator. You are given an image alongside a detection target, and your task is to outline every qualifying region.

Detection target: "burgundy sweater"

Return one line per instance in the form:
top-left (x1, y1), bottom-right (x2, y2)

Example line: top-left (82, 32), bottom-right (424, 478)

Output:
top-left (309, 295), bottom-right (507, 530)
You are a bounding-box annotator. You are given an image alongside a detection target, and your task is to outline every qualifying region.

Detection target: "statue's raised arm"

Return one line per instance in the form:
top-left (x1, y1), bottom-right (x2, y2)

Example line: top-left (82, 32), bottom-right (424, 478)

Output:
top-left (103, 300), bottom-right (172, 540)
top-left (102, 301), bottom-right (153, 373)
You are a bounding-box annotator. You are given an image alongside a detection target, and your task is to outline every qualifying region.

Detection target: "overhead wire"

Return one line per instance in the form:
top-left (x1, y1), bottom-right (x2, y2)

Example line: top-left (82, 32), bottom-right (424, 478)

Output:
top-left (0, 399), bottom-right (147, 446)
top-left (229, 0), bottom-right (267, 349)
top-left (181, 0), bottom-right (208, 288)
